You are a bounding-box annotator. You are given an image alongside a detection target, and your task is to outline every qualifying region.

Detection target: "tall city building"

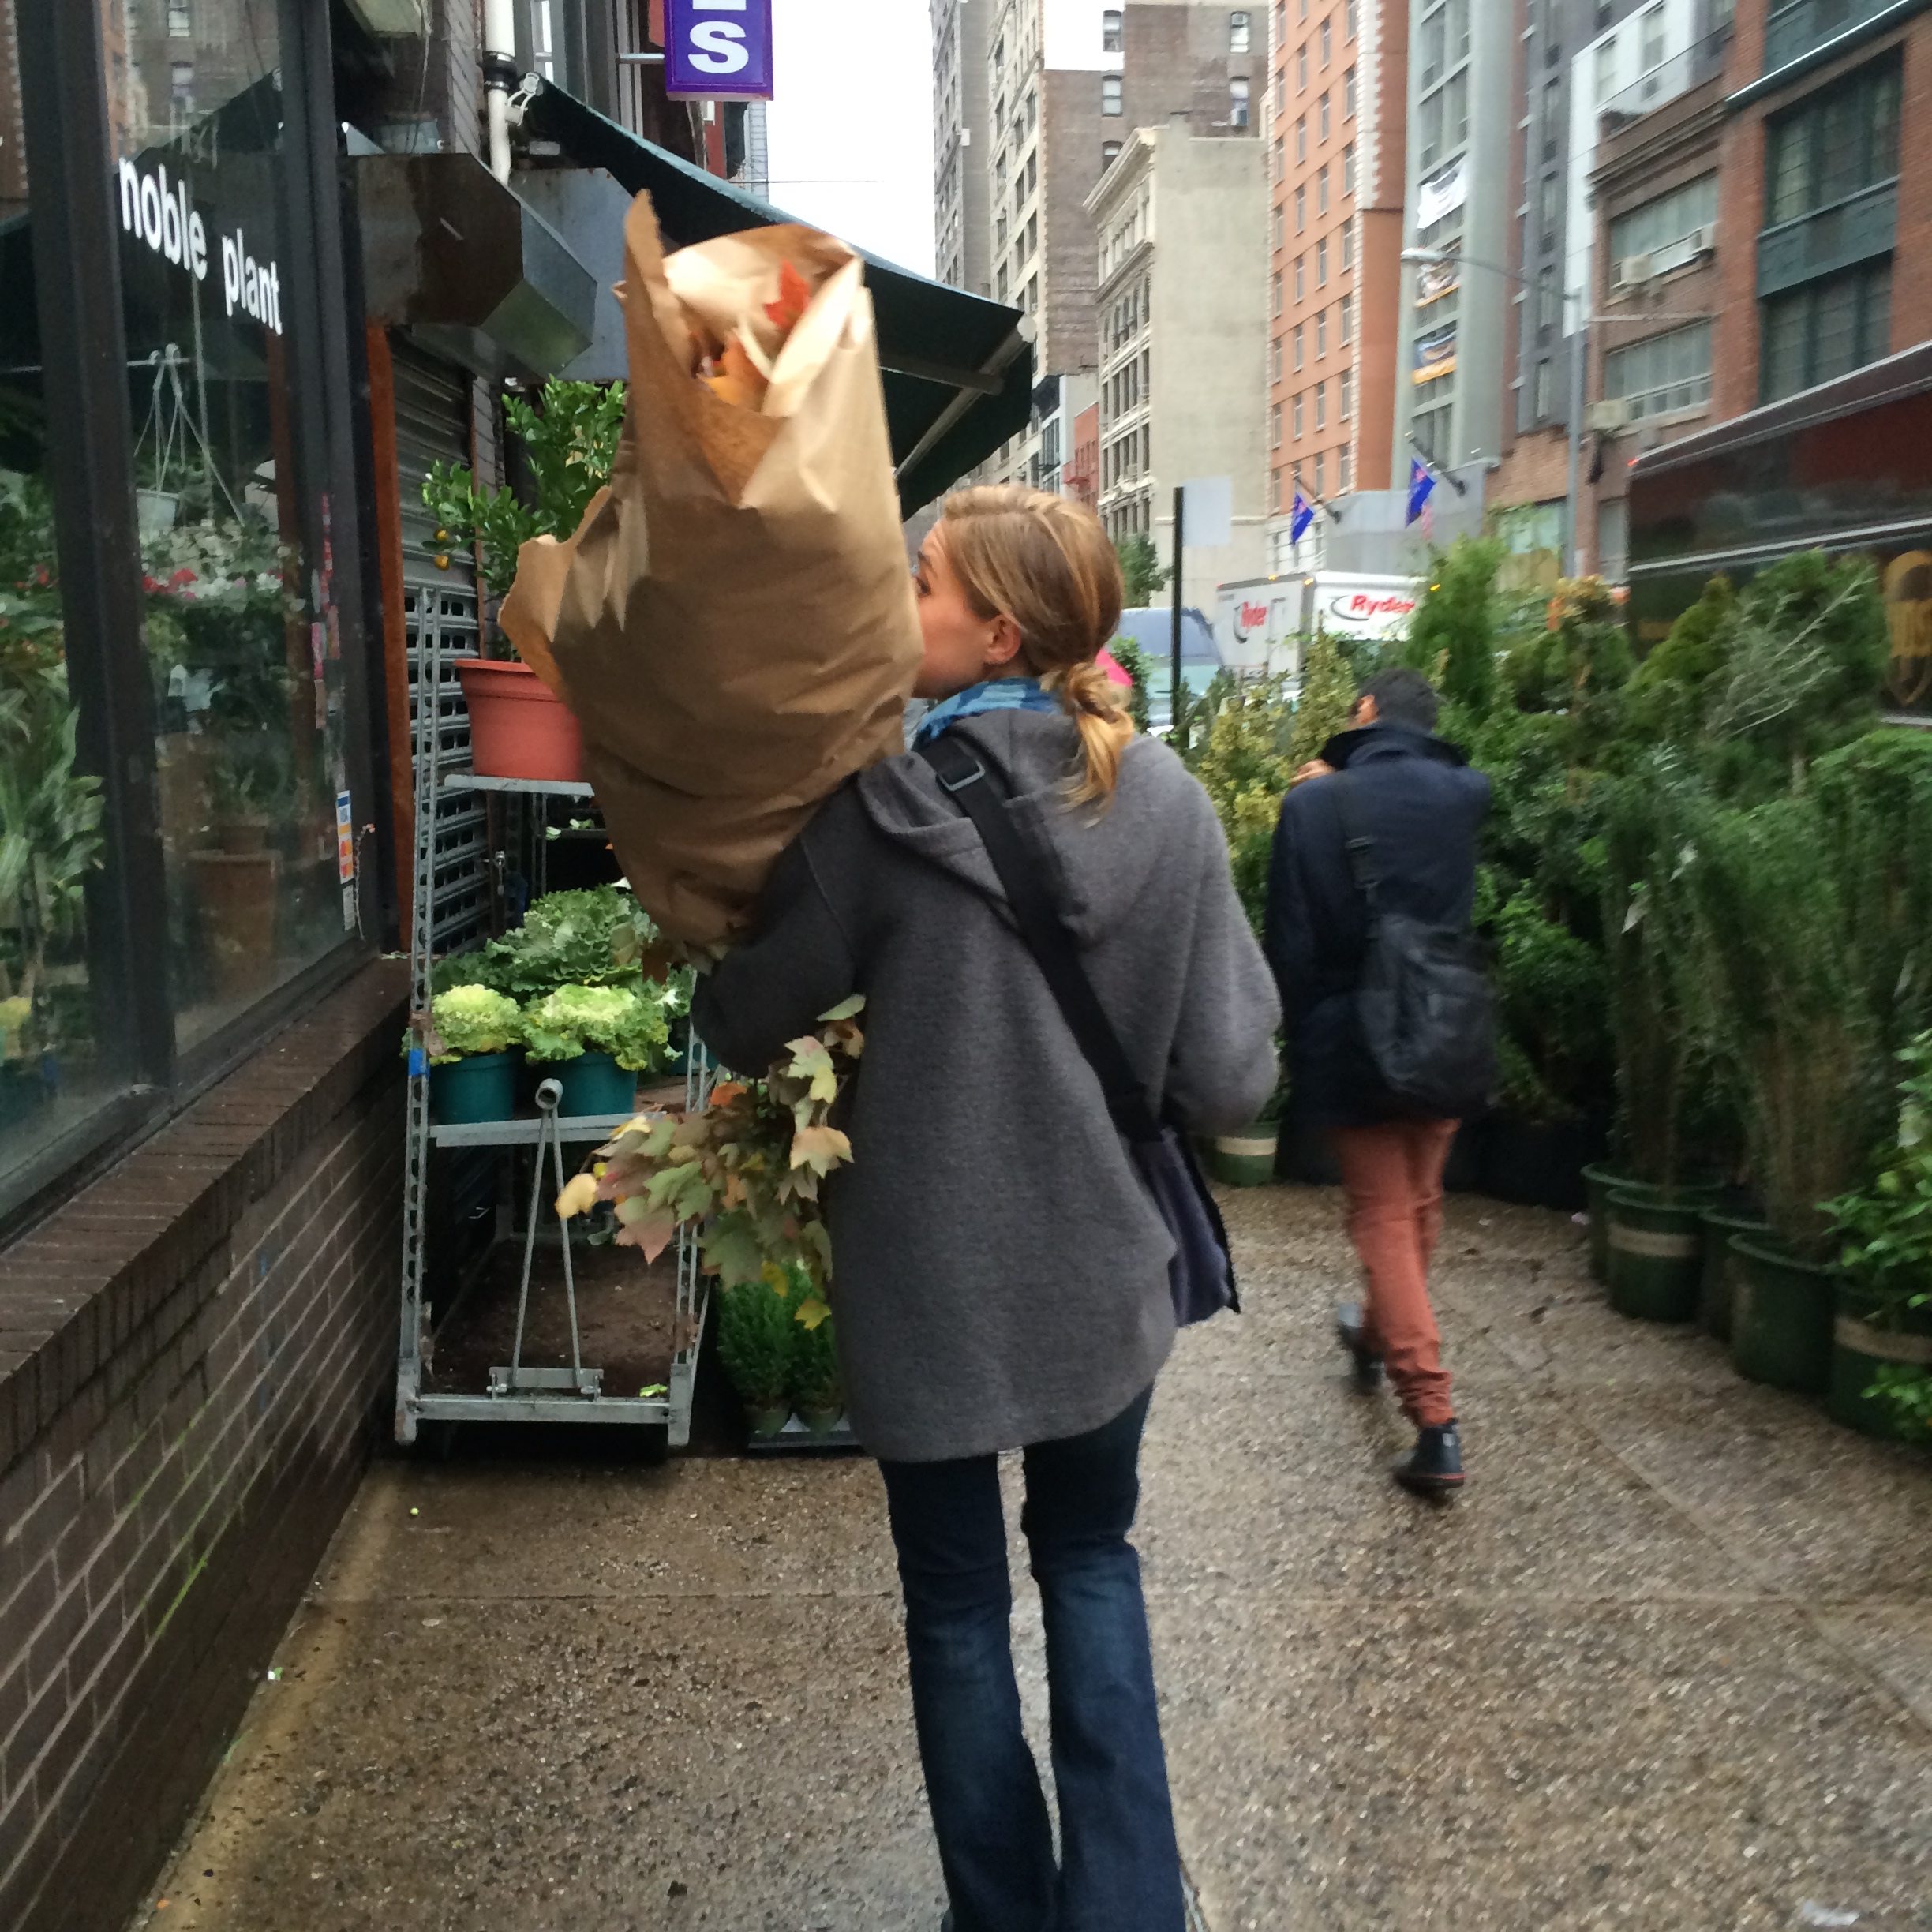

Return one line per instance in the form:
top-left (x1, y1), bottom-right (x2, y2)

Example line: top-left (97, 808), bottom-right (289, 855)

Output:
top-left (1266, 0), bottom-right (1409, 571)
top-left (934, 0), bottom-right (996, 297)
top-left (1390, 0), bottom-right (1516, 488)
top-left (1089, 125), bottom-right (1270, 585)
top-left (945, 1), bottom-right (1261, 491)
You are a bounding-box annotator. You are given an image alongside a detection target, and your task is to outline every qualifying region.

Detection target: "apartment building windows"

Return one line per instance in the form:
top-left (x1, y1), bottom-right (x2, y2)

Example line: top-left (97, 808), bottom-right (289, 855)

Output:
top-left (167, 1), bottom-right (192, 31)
top-left (1294, 322), bottom-right (1305, 369)
top-left (1762, 261), bottom-right (1892, 402)
top-left (1273, 269), bottom-right (1285, 315)
top-left (1295, 254), bottom-right (1305, 300)
top-left (1320, 91), bottom-right (1331, 140)
top-left (1295, 185), bottom-right (1306, 231)
top-left (1104, 139), bottom-right (1123, 168)
top-left (1103, 7), bottom-right (1123, 51)
top-left (1297, 43), bottom-right (1309, 88)
top-left (1315, 380), bottom-right (1327, 430)
top-left (1230, 9), bottom-right (1252, 52)
top-left (1273, 202), bottom-right (1286, 249)
top-left (1604, 320), bottom-right (1713, 419)
top-left (1318, 165), bottom-right (1329, 215)
top-left (1766, 58), bottom-right (1901, 227)
top-left (1342, 141), bottom-right (1355, 196)
top-left (1316, 308), bottom-right (1327, 357)
top-left (1103, 74), bottom-right (1123, 114)
top-left (1320, 18), bottom-right (1331, 64)
top-left (1640, 1), bottom-right (1665, 73)
top-left (1346, 0), bottom-right (1357, 34)
top-left (1344, 65), bottom-right (1357, 118)
top-left (1341, 368), bottom-right (1353, 418)
top-left (1316, 237), bottom-right (1328, 286)
top-left (1271, 336), bottom-right (1284, 382)
top-left (1294, 391), bottom-right (1305, 436)
top-left (1296, 115), bottom-right (1308, 162)
top-left (1271, 402), bottom-right (1283, 447)
top-left (1232, 77), bottom-right (1251, 127)
top-left (1314, 451), bottom-right (1325, 494)
top-left (1340, 446), bottom-right (1353, 489)
top-left (1340, 291), bottom-right (1353, 343)
top-left (1275, 133), bottom-right (1286, 178)
top-left (1610, 174), bottom-right (1717, 263)
top-left (1342, 215), bottom-right (1354, 269)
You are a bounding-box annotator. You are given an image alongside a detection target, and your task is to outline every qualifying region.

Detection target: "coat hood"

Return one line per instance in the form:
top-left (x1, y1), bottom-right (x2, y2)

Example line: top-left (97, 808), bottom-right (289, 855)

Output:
top-left (1320, 721), bottom-right (1470, 770)
top-left (856, 710), bottom-right (1199, 946)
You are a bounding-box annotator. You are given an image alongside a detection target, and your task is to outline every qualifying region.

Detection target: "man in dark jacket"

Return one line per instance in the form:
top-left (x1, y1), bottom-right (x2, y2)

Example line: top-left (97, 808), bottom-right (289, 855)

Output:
top-left (1264, 666), bottom-right (1490, 1496)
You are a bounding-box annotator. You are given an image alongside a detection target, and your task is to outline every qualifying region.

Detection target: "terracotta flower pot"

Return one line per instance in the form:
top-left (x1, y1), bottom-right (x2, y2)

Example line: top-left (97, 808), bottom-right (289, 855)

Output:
top-left (455, 657), bottom-right (585, 783)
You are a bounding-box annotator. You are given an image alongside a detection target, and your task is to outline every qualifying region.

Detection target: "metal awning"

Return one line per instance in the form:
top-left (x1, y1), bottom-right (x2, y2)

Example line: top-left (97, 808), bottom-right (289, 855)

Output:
top-left (519, 82), bottom-right (1032, 514)
top-left (354, 152), bottom-right (600, 381)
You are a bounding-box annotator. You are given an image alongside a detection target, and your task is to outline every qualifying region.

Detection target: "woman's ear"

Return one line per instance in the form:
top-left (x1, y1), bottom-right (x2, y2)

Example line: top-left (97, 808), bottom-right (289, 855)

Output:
top-left (983, 612), bottom-right (1025, 670)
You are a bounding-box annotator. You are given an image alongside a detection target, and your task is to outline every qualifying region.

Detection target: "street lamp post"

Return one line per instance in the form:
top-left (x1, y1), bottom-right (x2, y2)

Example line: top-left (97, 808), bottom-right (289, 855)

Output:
top-left (1400, 246), bottom-right (1707, 579)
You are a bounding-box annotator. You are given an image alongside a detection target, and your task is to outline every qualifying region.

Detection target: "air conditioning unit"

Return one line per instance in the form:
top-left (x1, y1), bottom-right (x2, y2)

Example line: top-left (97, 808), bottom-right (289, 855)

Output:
top-left (1613, 253), bottom-right (1655, 290)
top-left (1650, 224), bottom-right (1717, 276)
top-left (1588, 399), bottom-right (1634, 433)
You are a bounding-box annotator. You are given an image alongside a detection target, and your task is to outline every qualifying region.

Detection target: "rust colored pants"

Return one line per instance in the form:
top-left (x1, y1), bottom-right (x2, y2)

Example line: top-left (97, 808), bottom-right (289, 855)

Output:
top-left (1332, 1119), bottom-right (1460, 1428)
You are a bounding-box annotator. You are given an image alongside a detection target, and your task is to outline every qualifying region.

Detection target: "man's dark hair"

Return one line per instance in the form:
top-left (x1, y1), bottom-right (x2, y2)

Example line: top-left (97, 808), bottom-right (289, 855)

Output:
top-left (1357, 666), bottom-right (1440, 734)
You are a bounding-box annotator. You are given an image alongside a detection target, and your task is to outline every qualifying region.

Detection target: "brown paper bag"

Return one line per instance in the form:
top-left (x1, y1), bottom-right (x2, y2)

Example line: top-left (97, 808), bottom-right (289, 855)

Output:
top-left (500, 193), bottom-right (920, 950)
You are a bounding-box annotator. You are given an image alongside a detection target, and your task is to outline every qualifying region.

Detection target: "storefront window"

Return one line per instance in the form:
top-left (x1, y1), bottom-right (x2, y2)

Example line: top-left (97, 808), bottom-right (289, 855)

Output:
top-left (111, 0), bottom-right (350, 1048)
top-left (0, 13), bottom-right (118, 1191)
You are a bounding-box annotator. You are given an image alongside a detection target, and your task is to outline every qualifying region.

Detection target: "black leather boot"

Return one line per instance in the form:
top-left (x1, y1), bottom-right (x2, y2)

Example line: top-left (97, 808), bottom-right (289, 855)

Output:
top-left (1394, 1420), bottom-right (1465, 1497)
top-left (1335, 1301), bottom-right (1384, 1391)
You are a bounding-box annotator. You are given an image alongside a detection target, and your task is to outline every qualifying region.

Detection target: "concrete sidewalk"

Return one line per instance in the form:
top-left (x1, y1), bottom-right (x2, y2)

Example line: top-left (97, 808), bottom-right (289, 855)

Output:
top-left (133, 1189), bottom-right (1931, 1931)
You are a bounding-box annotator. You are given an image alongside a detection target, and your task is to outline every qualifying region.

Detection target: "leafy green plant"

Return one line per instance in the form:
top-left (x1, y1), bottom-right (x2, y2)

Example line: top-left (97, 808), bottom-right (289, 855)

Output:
top-left (715, 1267), bottom-right (801, 1413)
top-left (558, 998), bottom-right (866, 1319)
top-left (1862, 1363), bottom-right (1932, 1443)
top-left (422, 379), bottom-right (626, 602)
top-left (1190, 673), bottom-right (1294, 935)
top-left (420, 984), bottom-right (522, 1063)
top-left (1403, 537), bottom-right (1502, 714)
top-left (1286, 625), bottom-right (1358, 771)
top-left (435, 884), bottom-right (660, 1001)
top-left (1107, 635), bottom-right (1152, 732)
top-left (1625, 575), bottom-right (1735, 742)
top-left (522, 983), bottom-right (672, 1072)
top-left (1115, 534), bottom-right (1170, 607)
top-left (1826, 1032), bottom-right (1932, 1324)
top-left (791, 1301), bottom-right (844, 1416)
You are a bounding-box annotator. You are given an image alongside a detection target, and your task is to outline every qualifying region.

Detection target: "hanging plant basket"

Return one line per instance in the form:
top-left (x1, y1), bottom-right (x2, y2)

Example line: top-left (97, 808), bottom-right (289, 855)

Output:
top-left (455, 658), bottom-right (586, 782)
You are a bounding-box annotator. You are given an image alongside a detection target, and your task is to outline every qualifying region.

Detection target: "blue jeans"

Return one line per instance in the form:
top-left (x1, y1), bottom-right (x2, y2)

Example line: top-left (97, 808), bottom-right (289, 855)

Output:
top-left (878, 1389), bottom-right (1185, 1932)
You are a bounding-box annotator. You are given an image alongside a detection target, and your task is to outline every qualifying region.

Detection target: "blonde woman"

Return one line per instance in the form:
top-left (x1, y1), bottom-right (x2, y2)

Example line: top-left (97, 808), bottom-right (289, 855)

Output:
top-left (694, 487), bottom-right (1278, 1932)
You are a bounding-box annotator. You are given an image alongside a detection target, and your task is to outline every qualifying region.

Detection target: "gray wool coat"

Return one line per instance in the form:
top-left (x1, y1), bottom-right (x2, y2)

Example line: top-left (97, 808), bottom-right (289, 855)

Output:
top-left (691, 710), bottom-right (1280, 1463)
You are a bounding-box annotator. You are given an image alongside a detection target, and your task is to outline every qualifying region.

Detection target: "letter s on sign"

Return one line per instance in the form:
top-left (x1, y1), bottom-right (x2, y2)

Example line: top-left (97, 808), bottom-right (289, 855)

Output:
top-left (689, 21), bottom-right (751, 72)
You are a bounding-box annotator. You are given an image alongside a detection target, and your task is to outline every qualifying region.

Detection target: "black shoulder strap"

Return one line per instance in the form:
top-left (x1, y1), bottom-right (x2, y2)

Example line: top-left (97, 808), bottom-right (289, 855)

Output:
top-left (917, 733), bottom-right (1163, 1147)
top-left (1331, 769), bottom-right (1382, 912)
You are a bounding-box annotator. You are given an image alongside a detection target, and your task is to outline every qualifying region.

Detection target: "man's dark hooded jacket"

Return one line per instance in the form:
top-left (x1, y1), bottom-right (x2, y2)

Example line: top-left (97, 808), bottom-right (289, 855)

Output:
top-left (1264, 722), bottom-right (1490, 1127)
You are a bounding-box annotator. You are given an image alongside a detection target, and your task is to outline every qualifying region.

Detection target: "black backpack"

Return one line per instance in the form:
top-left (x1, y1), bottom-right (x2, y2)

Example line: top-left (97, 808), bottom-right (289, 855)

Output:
top-left (1335, 771), bottom-right (1496, 1121)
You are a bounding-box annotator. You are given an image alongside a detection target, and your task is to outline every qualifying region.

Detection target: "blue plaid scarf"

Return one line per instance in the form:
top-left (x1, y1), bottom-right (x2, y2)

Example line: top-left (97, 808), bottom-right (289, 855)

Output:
top-left (912, 676), bottom-right (1061, 748)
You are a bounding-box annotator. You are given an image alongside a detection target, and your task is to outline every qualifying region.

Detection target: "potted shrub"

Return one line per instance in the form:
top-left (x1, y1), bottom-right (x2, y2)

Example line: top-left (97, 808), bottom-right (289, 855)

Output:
top-left (1208, 1076), bottom-right (1285, 1189)
top-left (1822, 1033), bottom-right (1932, 1438)
top-left (716, 1270), bottom-right (800, 1439)
top-left (522, 982), bottom-right (671, 1118)
top-left (1598, 768), bottom-right (1726, 1322)
top-left (418, 984), bottom-right (523, 1125)
top-left (1694, 798), bottom-right (1884, 1393)
top-left (791, 1301), bottom-right (846, 1436)
top-left (422, 380), bottom-right (623, 784)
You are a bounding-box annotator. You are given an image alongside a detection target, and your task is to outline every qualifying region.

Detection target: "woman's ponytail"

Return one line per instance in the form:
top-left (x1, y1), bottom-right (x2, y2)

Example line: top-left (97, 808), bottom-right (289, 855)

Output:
top-left (937, 486), bottom-right (1135, 806)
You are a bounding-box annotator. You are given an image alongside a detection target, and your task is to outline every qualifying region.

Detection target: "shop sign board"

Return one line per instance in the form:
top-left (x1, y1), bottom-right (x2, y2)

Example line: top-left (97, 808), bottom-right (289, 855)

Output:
top-left (665, 0), bottom-right (776, 99)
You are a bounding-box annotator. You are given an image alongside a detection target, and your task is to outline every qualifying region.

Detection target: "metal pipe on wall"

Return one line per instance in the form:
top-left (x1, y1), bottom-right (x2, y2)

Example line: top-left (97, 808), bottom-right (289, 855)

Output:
top-left (484, 0), bottom-right (519, 182)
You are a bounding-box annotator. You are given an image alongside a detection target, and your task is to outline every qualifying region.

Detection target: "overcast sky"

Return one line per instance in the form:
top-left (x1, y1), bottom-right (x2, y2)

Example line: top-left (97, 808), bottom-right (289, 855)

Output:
top-left (763, 0), bottom-right (937, 276)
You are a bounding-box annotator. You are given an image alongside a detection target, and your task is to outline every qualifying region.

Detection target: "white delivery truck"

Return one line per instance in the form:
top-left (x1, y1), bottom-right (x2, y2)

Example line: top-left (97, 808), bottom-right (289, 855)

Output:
top-left (1215, 571), bottom-right (1422, 687)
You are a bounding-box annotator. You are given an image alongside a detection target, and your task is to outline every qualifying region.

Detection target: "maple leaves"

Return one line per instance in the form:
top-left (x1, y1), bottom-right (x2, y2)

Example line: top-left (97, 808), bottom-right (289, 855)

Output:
top-left (552, 998), bottom-right (863, 1331)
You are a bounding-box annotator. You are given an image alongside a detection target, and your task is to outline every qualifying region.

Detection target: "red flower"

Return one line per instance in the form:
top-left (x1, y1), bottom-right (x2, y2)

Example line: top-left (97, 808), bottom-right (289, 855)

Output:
top-left (170, 567), bottom-right (196, 590)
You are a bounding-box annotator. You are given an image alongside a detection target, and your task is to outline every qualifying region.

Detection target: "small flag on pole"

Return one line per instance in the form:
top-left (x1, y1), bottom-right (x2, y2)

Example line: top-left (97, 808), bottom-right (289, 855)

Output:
top-left (1290, 491), bottom-right (1316, 544)
top-left (1406, 458), bottom-right (1436, 529)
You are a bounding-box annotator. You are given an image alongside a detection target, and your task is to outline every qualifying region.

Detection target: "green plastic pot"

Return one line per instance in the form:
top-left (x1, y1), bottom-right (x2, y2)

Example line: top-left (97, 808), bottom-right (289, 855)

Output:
top-left (1829, 1282), bottom-right (1932, 1438)
top-left (552, 1050), bottom-right (637, 1119)
top-left (799, 1405), bottom-right (845, 1438)
top-left (745, 1404), bottom-right (792, 1440)
top-left (1208, 1120), bottom-right (1280, 1188)
top-left (1584, 1166), bottom-right (1721, 1286)
top-left (1731, 1239), bottom-right (1837, 1395)
top-left (1698, 1208), bottom-right (1772, 1342)
top-left (1606, 1190), bottom-right (1704, 1322)
top-left (429, 1050), bottom-right (518, 1125)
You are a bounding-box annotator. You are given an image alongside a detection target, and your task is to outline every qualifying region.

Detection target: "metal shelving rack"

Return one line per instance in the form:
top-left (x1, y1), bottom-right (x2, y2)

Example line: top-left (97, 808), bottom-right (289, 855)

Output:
top-left (394, 631), bottom-right (712, 1447)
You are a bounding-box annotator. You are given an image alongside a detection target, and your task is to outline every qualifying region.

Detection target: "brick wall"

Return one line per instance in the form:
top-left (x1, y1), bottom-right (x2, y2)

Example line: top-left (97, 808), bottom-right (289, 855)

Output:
top-left (0, 963), bottom-right (408, 1932)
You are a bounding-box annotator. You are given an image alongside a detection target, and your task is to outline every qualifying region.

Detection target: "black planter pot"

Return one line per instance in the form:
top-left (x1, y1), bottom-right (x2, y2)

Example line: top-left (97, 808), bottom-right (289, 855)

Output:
top-left (1478, 1114), bottom-right (1609, 1214)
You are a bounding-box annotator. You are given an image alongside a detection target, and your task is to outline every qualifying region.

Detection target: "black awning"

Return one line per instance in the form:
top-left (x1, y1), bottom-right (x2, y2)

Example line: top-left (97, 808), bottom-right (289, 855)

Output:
top-left (354, 152), bottom-right (599, 382)
top-left (519, 83), bottom-right (1032, 515)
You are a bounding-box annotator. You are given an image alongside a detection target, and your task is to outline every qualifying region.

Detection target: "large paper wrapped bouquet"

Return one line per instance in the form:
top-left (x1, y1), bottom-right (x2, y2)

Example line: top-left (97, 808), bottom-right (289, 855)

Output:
top-left (501, 193), bottom-right (920, 949)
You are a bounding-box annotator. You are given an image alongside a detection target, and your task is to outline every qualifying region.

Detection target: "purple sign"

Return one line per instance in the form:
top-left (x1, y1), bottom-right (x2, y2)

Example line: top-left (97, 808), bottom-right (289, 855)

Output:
top-left (665, 0), bottom-right (775, 100)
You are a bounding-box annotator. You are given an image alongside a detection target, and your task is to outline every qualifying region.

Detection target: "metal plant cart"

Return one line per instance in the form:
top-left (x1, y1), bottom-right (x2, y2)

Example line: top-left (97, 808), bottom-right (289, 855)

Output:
top-left (393, 627), bottom-right (712, 1447)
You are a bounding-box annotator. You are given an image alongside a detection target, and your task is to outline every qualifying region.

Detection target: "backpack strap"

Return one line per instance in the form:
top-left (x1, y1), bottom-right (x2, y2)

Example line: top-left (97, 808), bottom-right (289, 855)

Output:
top-left (1330, 769), bottom-right (1383, 915)
top-left (916, 733), bottom-right (1163, 1148)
